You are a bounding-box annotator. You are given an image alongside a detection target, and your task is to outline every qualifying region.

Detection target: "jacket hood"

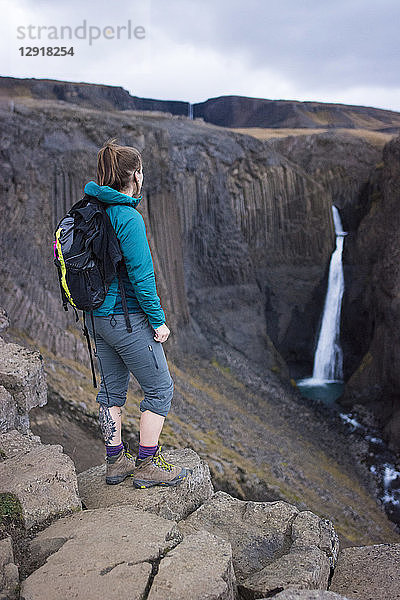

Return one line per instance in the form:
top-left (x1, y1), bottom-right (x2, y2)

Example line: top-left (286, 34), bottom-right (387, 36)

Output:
top-left (84, 181), bottom-right (143, 208)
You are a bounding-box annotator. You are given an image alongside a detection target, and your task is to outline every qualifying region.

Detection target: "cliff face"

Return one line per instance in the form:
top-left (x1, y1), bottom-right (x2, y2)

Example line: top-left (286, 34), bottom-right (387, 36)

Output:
top-left (0, 96), bottom-right (335, 377)
top-left (340, 136), bottom-right (400, 452)
top-left (194, 95), bottom-right (400, 131)
top-left (3, 77), bottom-right (400, 133)
top-left (0, 76), bottom-right (189, 115)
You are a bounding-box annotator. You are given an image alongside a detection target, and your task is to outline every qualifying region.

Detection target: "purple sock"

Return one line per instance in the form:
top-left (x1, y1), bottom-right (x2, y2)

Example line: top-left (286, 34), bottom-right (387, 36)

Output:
top-left (138, 443), bottom-right (158, 460)
top-left (106, 442), bottom-right (124, 457)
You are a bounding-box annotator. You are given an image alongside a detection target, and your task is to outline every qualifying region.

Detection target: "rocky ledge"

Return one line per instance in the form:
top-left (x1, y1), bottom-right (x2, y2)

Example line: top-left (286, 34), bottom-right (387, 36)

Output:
top-left (1, 312), bottom-right (400, 599)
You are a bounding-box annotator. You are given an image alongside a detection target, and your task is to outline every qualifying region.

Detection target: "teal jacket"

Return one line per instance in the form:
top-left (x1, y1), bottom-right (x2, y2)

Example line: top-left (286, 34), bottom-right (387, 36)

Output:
top-left (84, 181), bottom-right (165, 329)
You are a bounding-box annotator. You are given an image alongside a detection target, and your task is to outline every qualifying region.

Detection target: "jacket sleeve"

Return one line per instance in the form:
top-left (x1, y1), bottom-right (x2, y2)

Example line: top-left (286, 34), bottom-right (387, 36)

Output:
top-left (113, 207), bottom-right (166, 329)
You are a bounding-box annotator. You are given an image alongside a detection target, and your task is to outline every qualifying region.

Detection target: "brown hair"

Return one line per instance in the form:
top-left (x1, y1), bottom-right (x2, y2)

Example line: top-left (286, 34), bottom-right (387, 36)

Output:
top-left (97, 138), bottom-right (142, 192)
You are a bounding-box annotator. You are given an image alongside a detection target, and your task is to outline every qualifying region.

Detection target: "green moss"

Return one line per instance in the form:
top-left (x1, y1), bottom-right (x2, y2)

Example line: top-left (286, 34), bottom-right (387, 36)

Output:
top-left (211, 357), bottom-right (232, 375)
top-left (0, 493), bottom-right (23, 524)
top-left (271, 366), bottom-right (280, 374)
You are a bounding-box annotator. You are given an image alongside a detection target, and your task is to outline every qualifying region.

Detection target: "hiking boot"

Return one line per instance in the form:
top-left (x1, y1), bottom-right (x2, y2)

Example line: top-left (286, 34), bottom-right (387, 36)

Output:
top-left (106, 443), bottom-right (137, 485)
top-left (132, 445), bottom-right (191, 489)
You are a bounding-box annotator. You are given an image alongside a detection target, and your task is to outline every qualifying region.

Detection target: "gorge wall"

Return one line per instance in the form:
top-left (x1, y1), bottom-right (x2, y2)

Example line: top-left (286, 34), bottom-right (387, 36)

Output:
top-left (0, 95), bottom-right (336, 379)
top-left (340, 136), bottom-right (400, 452)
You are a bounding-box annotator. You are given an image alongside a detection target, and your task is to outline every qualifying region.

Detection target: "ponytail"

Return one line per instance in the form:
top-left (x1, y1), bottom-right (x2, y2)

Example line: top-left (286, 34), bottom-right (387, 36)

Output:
top-left (97, 138), bottom-right (142, 193)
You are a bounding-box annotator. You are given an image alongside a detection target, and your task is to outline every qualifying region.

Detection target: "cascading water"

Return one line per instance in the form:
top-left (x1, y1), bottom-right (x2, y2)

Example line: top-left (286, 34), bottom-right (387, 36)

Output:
top-left (312, 206), bottom-right (347, 381)
top-left (297, 209), bottom-right (400, 527)
top-left (297, 205), bottom-right (347, 402)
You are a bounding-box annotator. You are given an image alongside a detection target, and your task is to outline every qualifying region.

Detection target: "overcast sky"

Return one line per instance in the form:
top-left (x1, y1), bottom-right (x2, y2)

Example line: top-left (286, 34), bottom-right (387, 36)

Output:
top-left (2, 0), bottom-right (400, 112)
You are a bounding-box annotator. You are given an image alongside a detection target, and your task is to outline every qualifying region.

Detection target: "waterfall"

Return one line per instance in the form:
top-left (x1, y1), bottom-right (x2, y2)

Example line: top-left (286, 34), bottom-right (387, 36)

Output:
top-left (188, 103), bottom-right (193, 120)
top-left (312, 206), bottom-right (347, 381)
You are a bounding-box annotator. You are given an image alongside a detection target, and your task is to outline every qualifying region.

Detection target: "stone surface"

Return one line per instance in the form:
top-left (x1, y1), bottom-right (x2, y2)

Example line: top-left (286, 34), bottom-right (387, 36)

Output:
top-left (0, 443), bottom-right (81, 528)
top-left (78, 447), bottom-right (214, 521)
top-left (329, 543), bottom-right (400, 600)
top-left (148, 529), bottom-right (237, 600)
top-left (0, 536), bottom-right (19, 600)
top-left (0, 386), bottom-right (17, 435)
top-left (273, 591), bottom-right (350, 600)
top-left (341, 135), bottom-right (400, 452)
top-left (21, 506), bottom-right (183, 600)
top-left (179, 491), bottom-right (338, 597)
top-left (0, 307), bottom-right (9, 333)
top-left (0, 339), bottom-right (47, 433)
top-left (0, 429), bottom-right (41, 459)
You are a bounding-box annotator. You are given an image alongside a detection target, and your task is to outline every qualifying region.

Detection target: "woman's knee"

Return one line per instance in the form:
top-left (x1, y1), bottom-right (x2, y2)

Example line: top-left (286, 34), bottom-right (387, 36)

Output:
top-left (139, 377), bottom-right (174, 417)
top-left (96, 386), bottom-right (127, 408)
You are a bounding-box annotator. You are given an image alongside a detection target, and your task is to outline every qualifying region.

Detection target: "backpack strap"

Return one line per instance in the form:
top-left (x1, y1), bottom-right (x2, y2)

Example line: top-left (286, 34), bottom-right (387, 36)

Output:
top-left (82, 311), bottom-right (98, 388)
top-left (117, 264), bottom-right (132, 333)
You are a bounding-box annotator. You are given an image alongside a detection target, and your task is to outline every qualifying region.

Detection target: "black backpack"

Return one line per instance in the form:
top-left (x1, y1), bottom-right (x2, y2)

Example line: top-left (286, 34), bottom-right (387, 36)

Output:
top-left (53, 193), bottom-right (132, 387)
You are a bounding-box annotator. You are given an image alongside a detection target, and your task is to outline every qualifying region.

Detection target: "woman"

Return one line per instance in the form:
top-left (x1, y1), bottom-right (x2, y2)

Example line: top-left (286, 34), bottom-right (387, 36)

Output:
top-left (84, 138), bottom-right (190, 489)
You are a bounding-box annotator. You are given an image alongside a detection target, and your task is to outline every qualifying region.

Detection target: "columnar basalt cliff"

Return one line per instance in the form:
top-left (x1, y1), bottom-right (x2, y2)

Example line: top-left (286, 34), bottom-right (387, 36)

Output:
top-left (340, 136), bottom-right (400, 452)
top-left (0, 96), bottom-right (335, 377)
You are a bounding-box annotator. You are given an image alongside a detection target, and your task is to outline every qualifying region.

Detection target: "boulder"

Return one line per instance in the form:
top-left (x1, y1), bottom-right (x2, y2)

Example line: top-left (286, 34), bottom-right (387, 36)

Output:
top-left (0, 307), bottom-right (10, 333)
top-left (0, 440), bottom-right (81, 528)
top-left (21, 506), bottom-right (183, 600)
top-left (0, 387), bottom-right (17, 435)
top-left (78, 447), bottom-right (213, 521)
top-left (179, 491), bottom-right (339, 598)
top-left (0, 536), bottom-right (19, 600)
top-left (148, 529), bottom-right (237, 600)
top-left (0, 339), bottom-right (47, 434)
top-left (0, 429), bottom-right (41, 458)
top-left (329, 543), bottom-right (400, 600)
top-left (273, 590), bottom-right (350, 600)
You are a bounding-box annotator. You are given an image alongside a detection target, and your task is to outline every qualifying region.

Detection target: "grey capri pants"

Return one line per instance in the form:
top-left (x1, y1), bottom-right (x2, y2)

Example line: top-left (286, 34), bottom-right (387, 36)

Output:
top-left (86, 310), bottom-right (174, 418)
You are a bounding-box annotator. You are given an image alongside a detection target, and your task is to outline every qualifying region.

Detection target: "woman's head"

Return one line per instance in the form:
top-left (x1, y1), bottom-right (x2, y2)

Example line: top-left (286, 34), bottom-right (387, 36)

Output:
top-left (97, 138), bottom-right (143, 197)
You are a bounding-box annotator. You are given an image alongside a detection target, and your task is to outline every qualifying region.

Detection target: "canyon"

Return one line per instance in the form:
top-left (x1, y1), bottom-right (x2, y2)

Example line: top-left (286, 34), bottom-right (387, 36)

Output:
top-left (0, 78), bottom-right (400, 547)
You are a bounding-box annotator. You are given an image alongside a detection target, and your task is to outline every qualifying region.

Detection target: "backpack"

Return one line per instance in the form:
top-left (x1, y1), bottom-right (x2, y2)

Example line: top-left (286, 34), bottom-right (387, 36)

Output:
top-left (53, 193), bottom-right (132, 388)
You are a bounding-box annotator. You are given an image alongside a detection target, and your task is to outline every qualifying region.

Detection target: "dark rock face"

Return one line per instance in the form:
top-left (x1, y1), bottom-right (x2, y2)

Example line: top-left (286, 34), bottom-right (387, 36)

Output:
top-left (0, 76), bottom-right (189, 115)
top-left (268, 132), bottom-right (382, 232)
top-left (194, 95), bottom-right (400, 131)
top-left (340, 136), bottom-right (400, 452)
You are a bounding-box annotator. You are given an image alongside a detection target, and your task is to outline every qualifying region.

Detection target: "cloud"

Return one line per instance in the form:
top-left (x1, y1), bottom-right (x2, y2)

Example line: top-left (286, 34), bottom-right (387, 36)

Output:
top-left (2, 0), bottom-right (400, 112)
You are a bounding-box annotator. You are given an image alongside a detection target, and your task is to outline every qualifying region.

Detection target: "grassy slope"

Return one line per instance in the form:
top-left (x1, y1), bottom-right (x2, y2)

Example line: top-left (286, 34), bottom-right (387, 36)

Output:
top-left (229, 127), bottom-right (395, 149)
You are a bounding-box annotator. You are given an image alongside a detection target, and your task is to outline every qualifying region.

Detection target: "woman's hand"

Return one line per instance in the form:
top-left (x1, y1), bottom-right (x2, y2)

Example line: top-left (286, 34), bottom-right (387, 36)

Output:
top-left (153, 323), bottom-right (170, 343)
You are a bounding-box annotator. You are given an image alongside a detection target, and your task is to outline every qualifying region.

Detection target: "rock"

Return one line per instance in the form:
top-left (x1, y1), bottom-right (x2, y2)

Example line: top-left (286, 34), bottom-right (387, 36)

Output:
top-left (179, 491), bottom-right (338, 598)
top-left (0, 387), bottom-right (17, 435)
top-left (0, 536), bottom-right (19, 600)
top-left (0, 339), bottom-right (47, 433)
top-left (273, 590), bottom-right (350, 600)
top-left (0, 429), bottom-right (41, 458)
top-left (341, 136), bottom-right (400, 452)
top-left (148, 529), bottom-right (237, 600)
top-left (0, 307), bottom-right (9, 333)
top-left (194, 95), bottom-right (400, 130)
top-left (242, 546), bottom-right (330, 598)
top-left (78, 447), bottom-right (213, 521)
top-left (0, 443), bottom-right (81, 528)
top-left (21, 506), bottom-right (183, 600)
top-left (329, 543), bottom-right (400, 600)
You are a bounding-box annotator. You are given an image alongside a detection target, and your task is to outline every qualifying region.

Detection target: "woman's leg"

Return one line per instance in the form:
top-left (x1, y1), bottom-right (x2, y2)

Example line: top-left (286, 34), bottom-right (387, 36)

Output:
top-left (86, 316), bottom-right (130, 447)
top-left (139, 410), bottom-right (165, 446)
top-left (99, 405), bottom-right (122, 446)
